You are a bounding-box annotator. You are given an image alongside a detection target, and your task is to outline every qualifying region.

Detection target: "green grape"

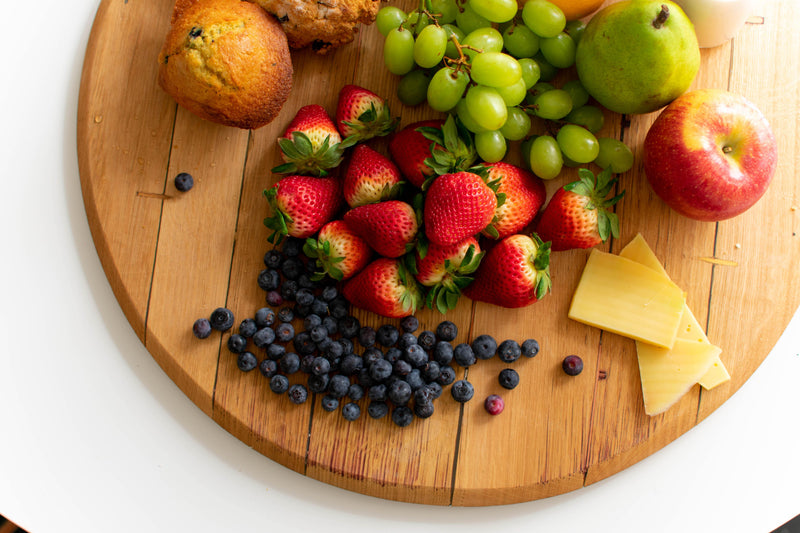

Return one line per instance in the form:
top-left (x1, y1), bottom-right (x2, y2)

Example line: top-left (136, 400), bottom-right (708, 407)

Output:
top-left (470, 52), bottom-right (522, 88)
top-left (595, 138), bottom-right (634, 173)
top-left (462, 27), bottom-right (504, 60)
top-left (414, 24), bottom-right (447, 68)
top-left (403, 10), bottom-right (431, 34)
top-left (532, 88), bottom-right (572, 120)
top-left (557, 124), bottom-right (600, 164)
top-left (532, 52), bottom-right (559, 81)
top-left (562, 79), bottom-right (589, 109)
top-left (384, 28), bottom-right (415, 75)
top-left (564, 19), bottom-right (586, 44)
top-left (469, 0), bottom-right (518, 24)
top-left (455, 99), bottom-right (489, 134)
top-left (427, 66), bottom-right (469, 111)
top-left (564, 105), bottom-right (605, 133)
top-left (518, 58), bottom-right (541, 89)
top-left (465, 85), bottom-right (508, 131)
top-left (561, 154), bottom-right (582, 168)
top-left (502, 24), bottom-right (540, 59)
top-left (521, 135), bottom-right (537, 170)
top-left (475, 130), bottom-right (508, 162)
top-left (539, 32), bottom-right (576, 69)
top-left (499, 106), bottom-right (531, 141)
top-left (377, 6), bottom-right (407, 36)
top-left (527, 81), bottom-right (555, 100)
top-left (496, 78), bottom-right (527, 106)
top-left (443, 24), bottom-right (466, 59)
top-left (397, 69), bottom-right (431, 106)
top-left (430, 0), bottom-right (458, 24)
top-left (529, 135), bottom-right (563, 179)
top-left (455, 3), bottom-right (492, 35)
top-left (521, 0), bottom-right (566, 39)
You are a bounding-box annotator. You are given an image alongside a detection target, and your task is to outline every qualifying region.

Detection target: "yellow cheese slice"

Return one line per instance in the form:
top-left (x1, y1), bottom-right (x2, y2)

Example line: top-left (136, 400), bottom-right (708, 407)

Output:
top-left (619, 234), bottom-right (730, 390)
top-left (568, 249), bottom-right (685, 349)
top-left (636, 338), bottom-right (721, 416)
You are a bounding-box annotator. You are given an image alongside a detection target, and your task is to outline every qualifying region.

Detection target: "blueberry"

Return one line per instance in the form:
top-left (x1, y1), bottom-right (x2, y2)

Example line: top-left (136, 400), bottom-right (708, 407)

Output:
top-left (293, 303), bottom-right (312, 318)
top-left (562, 355), bottom-right (583, 376)
top-left (282, 236), bottom-right (303, 257)
top-left (174, 172), bottom-right (194, 191)
top-left (338, 338), bottom-right (354, 354)
top-left (237, 351), bottom-right (258, 372)
top-left (357, 367), bottom-right (376, 388)
top-left (388, 379), bottom-right (412, 406)
top-left (311, 356), bottom-right (331, 376)
top-left (358, 327), bottom-right (376, 347)
top-left (269, 374), bottom-right (289, 394)
top-left (258, 358), bottom-right (278, 378)
top-left (193, 318), bottom-right (212, 339)
top-left (384, 347), bottom-right (402, 364)
top-left (322, 316), bottom-right (338, 336)
top-left (521, 338), bottom-right (540, 358)
top-left (421, 361), bottom-right (441, 383)
top-left (376, 324), bottom-right (400, 347)
top-left (472, 334), bottom-right (497, 360)
top-left (435, 320), bottom-right (458, 342)
top-left (399, 315), bottom-right (419, 333)
top-left (295, 288), bottom-right (315, 307)
top-left (299, 354), bottom-right (316, 374)
top-left (338, 316), bottom-right (361, 338)
top-left (498, 368), bottom-right (520, 390)
top-left (309, 325), bottom-right (328, 344)
top-left (266, 343), bottom-right (285, 361)
top-left (391, 406), bottom-right (414, 427)
top-left (227, 334), bottom-right (247, 354)
top-left (323, 340), bottom-right (344, 360)
top-left (417, 330), bottom-right (436, 351)
top-left (433, 341), bottom-right (454, 366)
top-left (254, 307), bottom-right (276, 328)
top-left (413, 399), bottom-right (435, 419)
top-left (297, 274), bottom-right (317, 290)
top-left (451, 379), bottom-right (475, 403)
top-left (288, 384), bottom-right (308, 404)
top-left (253, 327), bottom-right (276, 348)
top-left (497, 339), bottom-right (522, 363)
top-left (362, 347), bottom-right (383, 367)
top-left (405, 369), bottom-right (425, 391)
top-left (279, 352), bottom-right (301, 374)
top-left (310, 299), bottom-right (329, 317)
top-left (484, 394), bottom-right (504, 415)
top-left (320, 395), bottom-right (339, 412)
top-left (274, 323), bottom-right (295, 343)
top-left (404, 344), bottom-right (428, 368)
top-left (424, 381), bottom-right (443, 400)
top-left (320, 285), bottom-right (338, 302)
top-left (238, 318), bottom-right (258, 338)
top-left (307, 373), bottom-right (330, 393)
top-left (293, 331), bottom-right (316, 355)
top-left (393, 359), bottom-right (412, 377)
top-left (263, 249), bottom-right (284, 269)
top-left (210, 308), bottom-right (234, 332)
top-left (368, 383), bottom-right (388, 402)
top-left (347, 383), bottom-right (365, 402)
top-left (277, 307), bottom-right (295, 323)
top-left (266, 291), bottom-right (284, 307)
top-left (397, 332), bottom-right (418, 350)
top-left (342, 402), bottom-right (361, 421)
top-left (453, 343), bottom-right (477, 367)
top-left (329, 299), bottom-right (349, 320)
top-left (368, 401), bottom-right (389, 419)
top-left (281, 257), bottom-right (304, 280)
top-left (257, 269), bottom-right (281, 291)
top-left (436, 365), bottom-right (456, 386)
top-left (339, 354), bottom-right (363, 376)
top-left (327, 374), bottom-right (351, 398)
top-left (369, 359), bottom-right (393, 382)
top-left (303, 314), bottom-right (322, 331)
top-left (279, 279), bottom-right (298, 301)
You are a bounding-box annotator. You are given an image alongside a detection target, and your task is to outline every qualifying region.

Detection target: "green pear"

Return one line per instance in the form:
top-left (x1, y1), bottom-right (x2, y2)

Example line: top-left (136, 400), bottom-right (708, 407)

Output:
top-left (575, 0), bottom-right (700, 115)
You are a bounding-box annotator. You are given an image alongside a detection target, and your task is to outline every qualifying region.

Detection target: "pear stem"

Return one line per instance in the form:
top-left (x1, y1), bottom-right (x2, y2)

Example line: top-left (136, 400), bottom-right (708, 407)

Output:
top-left (652, 4), bottom-right (670, 28)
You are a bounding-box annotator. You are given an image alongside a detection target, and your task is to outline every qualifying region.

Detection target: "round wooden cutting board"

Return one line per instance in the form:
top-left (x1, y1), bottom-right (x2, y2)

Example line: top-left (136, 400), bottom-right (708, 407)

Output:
top-left (77, 0), bottom-right (799, 506)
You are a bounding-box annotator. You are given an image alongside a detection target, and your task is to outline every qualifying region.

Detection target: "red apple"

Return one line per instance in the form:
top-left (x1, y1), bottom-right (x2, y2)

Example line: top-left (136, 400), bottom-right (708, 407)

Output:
top-left (643, 88), bottom-right (777, 221)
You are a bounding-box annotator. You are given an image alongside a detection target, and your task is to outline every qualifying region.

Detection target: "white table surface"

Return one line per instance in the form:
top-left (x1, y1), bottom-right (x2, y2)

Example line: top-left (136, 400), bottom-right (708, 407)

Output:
top-left (2, 1), bottom-right (798, 532)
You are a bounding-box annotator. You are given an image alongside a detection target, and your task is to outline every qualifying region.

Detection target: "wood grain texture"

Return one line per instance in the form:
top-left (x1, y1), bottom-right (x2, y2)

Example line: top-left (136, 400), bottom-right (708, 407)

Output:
top-left (77, 0), bottom-right (800, 505)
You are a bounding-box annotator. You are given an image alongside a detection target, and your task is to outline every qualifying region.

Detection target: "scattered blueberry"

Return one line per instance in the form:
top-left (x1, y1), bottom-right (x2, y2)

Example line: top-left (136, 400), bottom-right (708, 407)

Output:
top-left (269, 374), bottom-right (289, 394)
top-left (387, 379), bottom-right (412, 406)
top-left (338, 338), bottom-right (354, 355)
top-left (174, 172), bottom-right (194, 192)
top-left (369, 359), bottom-right (393, 382)
top-left (307, 373), bottom-right (330, 393)
top-left (358, 326), bottom-right (376, 347)
top-left (413, 398), bottom-right (435, 419)
top-left (521, 338), bottom-right (540, 358)
top-left (266, 290), bottom-right (284, 307)
top-left (472, 334), bottom-right (497, 360)
top-left (424, 382), bottom-right (443, 400)
top-left (329, 298), bottom-right (349, 319)
top-left (277, 307), bottom-right (295, 323)
top-left (339, 354), bottom-right (363, 376)
top-left (193, 318), bottom-right (212, 339)
top-left (238, 318), bottom-right (258, 338)
top-left (282, 237), bottom-right (303, 257)
top-left (237, 351), bottom-right (258, 372)
top-left (227, 334), bottom-right (247, 354)
top-left (338, 316), bottom-right (361, 338)
top-left (320, 285), bottom-right (338, 302)
top-left (287, 384), bottom-right (309, 404)
top-left (432, 341), bottom-right (454, 366)
top-left (391, 406), bottom-right (414, 427)
top-left (347, 383), bottom-right (365, 402)
top-left (327, 374), bottom-right (351, 398)
top-left (436, 365), bottom-right (456, 386)
top-left (451, 379), bottom-right (475, 403)
top-left (275, 322), bottom-right (295, 343)
top-left (393, 359), bottom-right (412, 377)
top-left (368, 383), bottom-right (388, 402)
top-left (484, 394), bottom-right (504, 415)
top-left (295, 288), bottom-right (315, 306)
top-left (279, 352), bottom-right (301, 374)
top-left (321, 395), bottom-right (339, 412)
top-left (421, 361), bottom-right (441, 382)
top-left (293, 331), bottom-right (316, 355)
top-left (281, 257), bottom-right (304, 280)
top-left (322, 316), bottom-right (338, 336)
top-left (384, 347), bottom-right (402, 364)
top-left (323, 340), bottom-right (344, 359)
top-left (405, 369), bottom-right (425, 391)
top-left (342, 402), bottom-right (361, 421)
top-left (404, 344), bottom-right (428, 368)
top-left (258, 358), bottom-right (278, 378)
top-left (497, 339), bottom-right (522, 363)
top-left (453, 343), bottom-right (477, 367)
top-left (562, 355), bottom-right (584, 376)
top-left (254, 307), bottom-right (275, 328)
top-left (310, 299), bottom-right (328, 316)
top-left (263, 249), bottom-right (283, 269)
top-left (303, 314), bottom-right (322, 330)
top-left (311, 356), bottom-right (331, 376)
top-left (498, 368), bottom-right (520, 390)
top-left (376, 324), bottom-right (400, 347)
top-left (397, 332), bottom-right (418, 350)
top-left (435, 321), bottom-right (458, 342)
top-left (209, 307), bottom-right (234, 332)
top-left (266, 343), bottom-right (285, 361)
top-left (300, 354), bottom-right (316, 374)
top-left (309, 325), bottom-right (329, 344)
top-left (400, 315), bottom-right (419, 333)
top-left (279, 279), bottom-right (298, 301)
top-left (417, 330), bottom-right (436, 351)
top-left (252, 327), bottom-right (276, 348)
top-left (362, 347), bottom-right (383, 367)
top-left (368, 401), bottom-right (389, 419)
top-left (257, 269), bottom-right (281, 291)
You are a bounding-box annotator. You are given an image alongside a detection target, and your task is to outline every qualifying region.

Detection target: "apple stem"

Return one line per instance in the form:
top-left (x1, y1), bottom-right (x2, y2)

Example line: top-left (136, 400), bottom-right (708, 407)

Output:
top-left (723, 145), bottom-right (734, 153)
top-left (652, 4), bottom-right (670, 29)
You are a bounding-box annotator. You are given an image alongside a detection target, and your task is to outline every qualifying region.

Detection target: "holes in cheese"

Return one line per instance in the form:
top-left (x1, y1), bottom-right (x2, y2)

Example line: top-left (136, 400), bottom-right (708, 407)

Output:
top-left (568, 249), bottom-right (686, 349)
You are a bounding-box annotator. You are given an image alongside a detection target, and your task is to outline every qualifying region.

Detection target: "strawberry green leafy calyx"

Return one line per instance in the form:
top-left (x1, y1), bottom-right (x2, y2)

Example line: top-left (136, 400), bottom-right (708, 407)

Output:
top-left (303, 220), bottom-right (372, 281)
top-left (342, 258), bottom-right (422, 319)
top-left (336, 85), bottom-right (399, 146)
top-left (388, 119), bottom-right (444, 188)
top-left (415, 238), bottom-right (485, 314)
top-left (263, 175), bottom-right (342, 244)
top-left (417, 115), bottom-right (478, 189)
top-left (481, 162), bottom-right (546, 240)
top-left (272, 105), bottom-right (344, 177)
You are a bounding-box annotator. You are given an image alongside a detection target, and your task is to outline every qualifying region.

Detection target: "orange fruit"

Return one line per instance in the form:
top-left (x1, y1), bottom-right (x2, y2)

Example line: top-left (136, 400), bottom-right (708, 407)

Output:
top-left (519, 0), bottom-right (606, 21)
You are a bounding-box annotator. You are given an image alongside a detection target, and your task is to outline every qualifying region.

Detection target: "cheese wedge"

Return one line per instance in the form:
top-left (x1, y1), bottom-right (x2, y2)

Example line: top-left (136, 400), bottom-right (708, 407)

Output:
top-left (569, 249), bottom-right (686, 349)
top-left (619, 234), bottom-right (730, 390)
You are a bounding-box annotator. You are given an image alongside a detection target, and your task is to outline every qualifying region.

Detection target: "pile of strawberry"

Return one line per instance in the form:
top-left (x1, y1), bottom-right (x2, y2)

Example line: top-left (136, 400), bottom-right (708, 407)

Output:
top-left (265, 84), bottom-right (623, 318)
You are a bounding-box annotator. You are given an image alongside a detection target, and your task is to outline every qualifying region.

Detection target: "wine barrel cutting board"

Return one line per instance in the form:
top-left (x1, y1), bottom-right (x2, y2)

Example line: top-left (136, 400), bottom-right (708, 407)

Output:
top-left (77, 0), bottom-right (800, 506)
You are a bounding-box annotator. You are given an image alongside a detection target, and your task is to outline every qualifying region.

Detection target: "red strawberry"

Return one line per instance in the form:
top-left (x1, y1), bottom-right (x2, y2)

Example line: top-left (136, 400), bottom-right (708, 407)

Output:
top-left (535, 167), bottom-right (624, 251)
top-left (424, 171), bottom-right (498, 247)
top-left (463, 234), bottom-right (552, 308)
top-left (272, 105), bottom-right (343, 177)
top-left (343, 200), bottom-right (419, 258)
top-left (388, 119), bottom-right (444, 188)
top-left (263, 175), bottom-right (342, 243)
top-left (303, 220), bottom-right (372, 281)
top-left (342, 144), bottom-right (404, 208)
top-left (343, 257), bottom-right (422, 318)
top-left (415, 237), bottom-right (484, 313)
top-left (335, 85), bottom-right (398, 144)
top-left (481, 162), bottom-right (546, 240)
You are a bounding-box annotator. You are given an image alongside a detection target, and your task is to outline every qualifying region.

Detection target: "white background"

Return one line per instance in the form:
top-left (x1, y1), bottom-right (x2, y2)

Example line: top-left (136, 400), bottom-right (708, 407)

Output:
top-left (1, 1), bottom-right (798, 532)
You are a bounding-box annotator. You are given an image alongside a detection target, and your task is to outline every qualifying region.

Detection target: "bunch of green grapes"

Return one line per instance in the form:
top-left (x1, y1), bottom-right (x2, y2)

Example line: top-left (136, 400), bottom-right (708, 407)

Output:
top-left (376, 0), bottom-right (633, 176)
